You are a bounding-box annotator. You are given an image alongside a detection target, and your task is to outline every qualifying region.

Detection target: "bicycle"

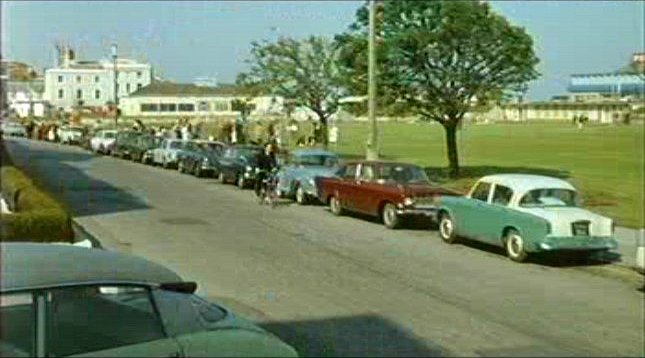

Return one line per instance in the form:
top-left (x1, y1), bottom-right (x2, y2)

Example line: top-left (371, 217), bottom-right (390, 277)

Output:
top-left (257, 168), bottom-right (280, 208)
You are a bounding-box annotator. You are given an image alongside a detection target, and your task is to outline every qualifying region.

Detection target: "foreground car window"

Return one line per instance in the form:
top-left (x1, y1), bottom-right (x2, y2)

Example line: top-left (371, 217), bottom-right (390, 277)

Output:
top-left (378, 164), bottom-right (430, 184)
top-left (46, 285), bottom-right (166, 356)
top-left (0, 293), bottom-right (34, 357)
top-left (492, 185), bottom-right (514, 206)
top-left (520, 188), bottom-right (577, 207)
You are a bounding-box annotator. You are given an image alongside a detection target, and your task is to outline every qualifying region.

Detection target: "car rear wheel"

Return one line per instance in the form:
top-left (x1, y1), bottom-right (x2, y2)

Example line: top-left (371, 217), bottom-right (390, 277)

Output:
top-left (295, 186), bottom-right (308, 205)
top-left (382, 203), bottom-right (400, 229)
top-left (178, 161), bottom-right (186, 173)
top-left (218, 171), bottom-right (227, 184)
top-left (330, 195), bottom-right (343, 216)
top-left (439, 214), bottom-right (458, 244)
top-left (195, 165), bottom-right (202, 178)
top-left (505, 229), bottom-right (528, 262)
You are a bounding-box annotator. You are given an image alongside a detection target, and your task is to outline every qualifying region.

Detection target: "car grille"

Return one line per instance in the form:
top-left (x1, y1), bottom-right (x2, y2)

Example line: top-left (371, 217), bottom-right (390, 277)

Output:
top-left (414, 196), bottom-right (438, 206)
top-left (571, 220), bottom-right (590, 236)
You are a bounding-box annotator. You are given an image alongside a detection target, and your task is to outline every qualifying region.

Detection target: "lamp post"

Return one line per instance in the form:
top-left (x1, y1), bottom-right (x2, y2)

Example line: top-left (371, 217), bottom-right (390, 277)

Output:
top-left (111, 43), bottom-right (119, 126)
top-left (365, 0), bottom-right (379, 160)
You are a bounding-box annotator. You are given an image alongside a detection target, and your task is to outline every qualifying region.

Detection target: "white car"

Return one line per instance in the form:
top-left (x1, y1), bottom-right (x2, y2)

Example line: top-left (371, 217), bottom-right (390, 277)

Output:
top-left (151, 138), bottom-right (185, 168)
top-left (90, 129), bottom-right (117, 154)
top-left (58, 126), bottom-right (85, 145)
top-left (1, 121), bottom-right (27, 137)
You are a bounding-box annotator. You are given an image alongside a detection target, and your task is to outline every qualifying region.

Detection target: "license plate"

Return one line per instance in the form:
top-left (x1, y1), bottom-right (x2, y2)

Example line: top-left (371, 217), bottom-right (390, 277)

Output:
top-left (572, 221), bottom-right (590, 236)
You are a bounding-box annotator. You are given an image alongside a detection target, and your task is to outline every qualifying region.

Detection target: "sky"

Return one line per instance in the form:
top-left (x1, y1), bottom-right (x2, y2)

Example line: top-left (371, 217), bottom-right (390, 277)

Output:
top-left (2, 0), bottom-right (643, 100)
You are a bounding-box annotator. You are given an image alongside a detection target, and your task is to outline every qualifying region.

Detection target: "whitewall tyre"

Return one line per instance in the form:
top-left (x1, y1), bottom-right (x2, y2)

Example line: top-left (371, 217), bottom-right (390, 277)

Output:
top-left (505, 230), bottom-right (528, 262)
top-left (439, 214), bottom-right (458, 244)
top-left (295, 186), bottom-right (308, 205)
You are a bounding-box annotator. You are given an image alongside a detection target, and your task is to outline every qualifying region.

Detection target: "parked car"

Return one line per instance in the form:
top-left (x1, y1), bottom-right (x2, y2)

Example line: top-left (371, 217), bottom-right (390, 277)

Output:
top-left (275, 149), bottom-right (340, 205)
top-left (316, 161), bottom-right (459, 229)
top-left (151, 138), bottom-right (188, 168)
top-left (112, 130), bottom-right (144, 159)
top-left (0, 242), bottom-right (298, 357)
top-left (130, 134), bottom-right (162, 164)
top-left (58, 126), bottom-right (85, 145)
top-left (0, 121), bottom-right (26, 137)
top-left (218, 145), bottom-right (264, 189)
top-left (436, 174), bottom-right (618, 262)
top-left (90, 129), bottom-right (118, 154)
top-left (178, 140), bottom-right (226, 178)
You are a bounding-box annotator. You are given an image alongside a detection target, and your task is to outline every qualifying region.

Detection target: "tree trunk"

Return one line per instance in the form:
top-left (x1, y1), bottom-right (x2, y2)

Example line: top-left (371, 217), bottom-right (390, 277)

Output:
top-left (443, 121), bottom-right (460, 177)
top-left (319, 116), bottom-right (329, 149)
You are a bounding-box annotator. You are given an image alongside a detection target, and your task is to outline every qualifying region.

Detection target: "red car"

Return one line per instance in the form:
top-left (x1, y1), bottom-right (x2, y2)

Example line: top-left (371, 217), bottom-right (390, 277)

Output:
top-left (316, 161), bottom-right (460, 229)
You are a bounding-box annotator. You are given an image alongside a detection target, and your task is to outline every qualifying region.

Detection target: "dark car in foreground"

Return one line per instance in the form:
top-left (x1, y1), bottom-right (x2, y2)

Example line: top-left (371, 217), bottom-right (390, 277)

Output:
top-left (316, 161), bottom-right (459, 229)
top-left (178, 140), bottom-right (226, 178)
top-left (0, 243), bottom-right (298, 357)
top-left (218, 145), bottom-right (263, 189)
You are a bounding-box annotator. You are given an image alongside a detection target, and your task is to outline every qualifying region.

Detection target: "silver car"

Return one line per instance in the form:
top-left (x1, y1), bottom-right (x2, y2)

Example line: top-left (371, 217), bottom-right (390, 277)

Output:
top-left (0, 243), bottom-right (298, 357)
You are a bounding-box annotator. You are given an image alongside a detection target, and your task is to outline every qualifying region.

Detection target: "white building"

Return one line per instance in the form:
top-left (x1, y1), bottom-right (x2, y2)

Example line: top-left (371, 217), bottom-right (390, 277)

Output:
top-left (6, 80), bottom-right (49, 118)
top-left (44, 55), bottom-right (152, 111)
top-left (120, 82), bottom-right (284, 118)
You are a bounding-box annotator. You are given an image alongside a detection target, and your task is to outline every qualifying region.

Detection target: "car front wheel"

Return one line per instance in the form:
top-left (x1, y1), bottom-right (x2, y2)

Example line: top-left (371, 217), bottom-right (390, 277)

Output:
top-left (439, 213), bottom-right (458, 244)
top-left (236, 174), bottom-right (245, 189)
top-left (382, 203), bottom-right (400, 229)
top-left (505, 229), bottom-right (528, 262)
top-left (295, 186), bottom-right (308, 205)
top-left (330, 195), bottom-right (343, 216)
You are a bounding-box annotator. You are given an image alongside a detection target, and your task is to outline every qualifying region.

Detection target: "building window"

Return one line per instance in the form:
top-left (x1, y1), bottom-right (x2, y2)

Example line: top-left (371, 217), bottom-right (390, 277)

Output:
top-left (94, 76), bottom-right (100, 83)
top-left (137, 83), bottom-right (142, 90)
top-left (159, 103), bottom-right (177, 112)
top-left (178, 103), bottom-right (195, 112)
top-left (198, 101), bottom-right (209, 111)
top-left (95, 90), bottom-right (100, 99)
top-left (76, 75), bottom-right (81, 83)
top-left (137, 71), bottom-right (142, 78)
top-left (58, 75), bottom-right (63, 83)
top-left (141, 103), bottom-right (159, 112)
top-left (126, 83), bottom-right (131, 92)
top-left (213, 100), bottom-right (230, 112)
top-left (76, 89), bottom-right (83, 99)
top-left (58, 89), bottom-right (64, 99)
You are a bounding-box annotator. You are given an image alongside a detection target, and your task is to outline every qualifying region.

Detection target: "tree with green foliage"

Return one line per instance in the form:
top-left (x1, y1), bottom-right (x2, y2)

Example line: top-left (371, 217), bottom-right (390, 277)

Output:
top-left (337, 0), bottom-right (539, 176)
top-left (237, 36), bottom-right (346, 147)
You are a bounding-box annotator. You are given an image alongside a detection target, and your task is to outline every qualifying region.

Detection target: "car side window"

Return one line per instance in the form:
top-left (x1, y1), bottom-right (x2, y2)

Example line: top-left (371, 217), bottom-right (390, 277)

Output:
top-left (471, 182), bottom-right (492, 202)
top-left (358, 165), bottom-right (375, 182)
top-left (492, 184), bottom-right (513, 206)
top-left (0, 292), bottom-right (35, 357)
top-left (46, 285), bottom-right (166, 357)
top-left (342, 164), bottom-right (358, 180)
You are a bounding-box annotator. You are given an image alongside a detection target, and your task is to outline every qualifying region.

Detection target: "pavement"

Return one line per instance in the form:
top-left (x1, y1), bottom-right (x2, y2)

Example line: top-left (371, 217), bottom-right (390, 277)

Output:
top-left (3, 137), bottom-right (644, 357)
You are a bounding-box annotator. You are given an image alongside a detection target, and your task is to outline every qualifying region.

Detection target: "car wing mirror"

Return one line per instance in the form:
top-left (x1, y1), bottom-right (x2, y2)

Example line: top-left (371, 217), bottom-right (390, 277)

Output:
top-left (159, 281), bottom-right (197, 294)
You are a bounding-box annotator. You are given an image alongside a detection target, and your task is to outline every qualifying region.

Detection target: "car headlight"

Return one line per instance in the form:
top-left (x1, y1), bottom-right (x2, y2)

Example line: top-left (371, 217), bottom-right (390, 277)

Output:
top-left (246, 165), bottom-right (253, 172)
top-left (202, 157), bottom-right (209, 164)
top-left (308, 178), bottom-right (315, 186)
top-left (403, 197), bottom-right (414, 206)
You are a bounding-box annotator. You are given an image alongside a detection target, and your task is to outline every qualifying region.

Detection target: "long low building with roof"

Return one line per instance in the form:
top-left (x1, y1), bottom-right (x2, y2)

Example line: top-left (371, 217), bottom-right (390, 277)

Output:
top-left (119, 81), bottom-right (284, 118)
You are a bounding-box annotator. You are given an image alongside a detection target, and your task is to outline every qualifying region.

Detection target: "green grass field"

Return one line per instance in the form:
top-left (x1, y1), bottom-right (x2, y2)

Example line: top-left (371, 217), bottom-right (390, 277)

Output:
top-left (325, 121), bottom-right (644, 228)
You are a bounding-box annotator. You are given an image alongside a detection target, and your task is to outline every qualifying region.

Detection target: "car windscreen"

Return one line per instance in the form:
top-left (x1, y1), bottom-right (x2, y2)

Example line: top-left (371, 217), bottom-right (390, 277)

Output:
top-left (294, 155), bottom-right (338, 166)
top-left (104, 132), bottom-right (116, 139)
top-left (519, 188), bottom-right (577, 207)
top-left (376, 164), bottom-right (430, 184)
top-left (169, 141), bottom-right (182, 149)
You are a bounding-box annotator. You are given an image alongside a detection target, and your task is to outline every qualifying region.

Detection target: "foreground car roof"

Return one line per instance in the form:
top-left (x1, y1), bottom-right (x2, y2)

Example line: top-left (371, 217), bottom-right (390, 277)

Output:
top-left (479, 174), bottom-right (576, 193)
top-left (1, 243), bottom-right (182, 292)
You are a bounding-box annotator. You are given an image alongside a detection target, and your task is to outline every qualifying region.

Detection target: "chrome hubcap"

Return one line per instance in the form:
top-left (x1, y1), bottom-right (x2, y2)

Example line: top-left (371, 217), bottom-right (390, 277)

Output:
top-left (384, 207), bottom-right (395, 225)
top-left (296, 188), bottom-right (304, 203)
top-left (331, 197), bottom-right (339, 212)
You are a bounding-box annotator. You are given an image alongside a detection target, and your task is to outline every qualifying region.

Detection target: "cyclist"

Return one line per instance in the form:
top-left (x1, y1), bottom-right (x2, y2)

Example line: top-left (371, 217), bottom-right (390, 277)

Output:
top-left (254, 142), bottom-right (278, 198)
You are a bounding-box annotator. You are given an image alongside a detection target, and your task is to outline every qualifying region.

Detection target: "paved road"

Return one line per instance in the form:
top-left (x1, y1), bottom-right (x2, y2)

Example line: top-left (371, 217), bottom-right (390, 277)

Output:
top-left (4, 138), bottom-right (644, 357)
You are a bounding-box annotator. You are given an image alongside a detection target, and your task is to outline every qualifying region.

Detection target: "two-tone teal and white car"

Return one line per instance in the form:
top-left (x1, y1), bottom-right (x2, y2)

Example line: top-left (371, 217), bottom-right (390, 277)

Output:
top-left (436, 174), bottom-right (618, 262)
top-left (275, 149), bottom-right (340, 205)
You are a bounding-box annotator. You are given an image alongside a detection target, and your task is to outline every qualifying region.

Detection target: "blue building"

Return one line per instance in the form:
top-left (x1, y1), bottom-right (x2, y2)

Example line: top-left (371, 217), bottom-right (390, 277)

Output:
top-left (568, 53), bottom-right (645, 96)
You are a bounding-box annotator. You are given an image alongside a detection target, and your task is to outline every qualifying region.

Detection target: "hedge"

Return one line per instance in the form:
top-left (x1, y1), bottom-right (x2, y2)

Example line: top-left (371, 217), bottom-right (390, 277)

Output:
top-left (0, 165), bottom-right (74, 243)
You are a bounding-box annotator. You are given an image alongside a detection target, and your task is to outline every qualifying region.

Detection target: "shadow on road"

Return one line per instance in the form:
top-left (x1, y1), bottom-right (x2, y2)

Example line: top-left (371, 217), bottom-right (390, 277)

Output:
top-left (260, 314), bottom-right (446, 357)
top-left (4, 139), bottom-right (151, 217)
top-left (453, 236), bottom-right (621, 267)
